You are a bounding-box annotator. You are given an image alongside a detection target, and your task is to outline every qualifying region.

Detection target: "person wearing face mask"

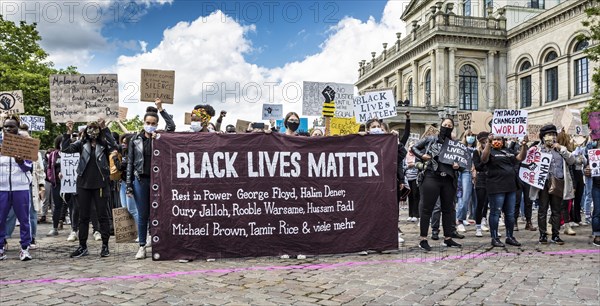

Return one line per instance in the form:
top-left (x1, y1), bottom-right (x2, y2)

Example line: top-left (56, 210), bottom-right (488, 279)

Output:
top-left (284, 112), bottom-right (301, 136)
top-left (455, 130), bottom-right (477, 233)
top-left (570, 136), bottom-right (587, 228)
top-left (411, 118), bottom-right (463, 251)
top-left (127, 99), bottom-right (175, 259)
top-left (190, 105), bottom-right (216, 133)
top-left (116, 134), bottom-right (138, 233)
top-left (61, 118), bottom-right (117, 258)
top-left (529, 124), bottom-right (576, 245)
top-left (583, 137), bottom-right (599, 224)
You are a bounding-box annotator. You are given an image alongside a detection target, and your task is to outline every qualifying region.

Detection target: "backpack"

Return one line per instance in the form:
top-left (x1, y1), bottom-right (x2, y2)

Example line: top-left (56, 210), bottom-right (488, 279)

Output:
top-left (109, 151), bottom-right (122, 181)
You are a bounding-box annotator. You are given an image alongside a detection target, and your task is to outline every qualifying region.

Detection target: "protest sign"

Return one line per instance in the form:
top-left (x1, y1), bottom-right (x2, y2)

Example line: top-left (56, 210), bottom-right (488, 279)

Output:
top-left (60, 153), bottom-right (79, 194)
top-left (590, 112), bottom-right (600, 140)
top-left (456, 112), bottom-right (472, 137)
top-left (519, 146), bottom-right (552, 189)
top-left (437, 139), bottom-right (471, 169)
top-left (276, 118), bottom-right (309, 134)
top-left (528, 124), bottom-right (544, 141)
top-left (330, 117), bottom-right (361, 135)
top-left (408, 133), bottom-right (420, 145)
top-left (236, 119), bottom-right (252, 133)
top-left (113, 207), bottom-right (137, 243)
top-left (302, 82), bottom-right (354, 117)
top-left (564, 108), bottom-right (583, 135)
top-left (0, 133), bottom-right (40, 161)
top-left (150, 133), bottom-right (398, 260)
top-left (353, 89), bottom-right (396, 124)
top-left (589, 149), bottom-right (600, 177)
top-left (262, 104), bottom-right (283, 120)
top-left (471, 111), bottom-right (493, 133)
top-left (119, 107), bottom-right (128, 121)
top-left (20, 116), bottom-right (45, 132)
top-left (141, 69), bottom-right (175, 103)
top-left (492, 109), bottom-right (528, 137)
top-left (49, 74), bottom-right (119, 123)
top-left (421, 125), bottom-right (439, 139)
top-left (0, 90), bottom-right (24, 115)
top-left (184, 113), bottom-right (192, 125)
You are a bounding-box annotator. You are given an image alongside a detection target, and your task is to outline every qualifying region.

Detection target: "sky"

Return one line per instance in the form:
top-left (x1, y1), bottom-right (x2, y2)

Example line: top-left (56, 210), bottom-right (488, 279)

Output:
top-left (0, 0), bottom-right (411, 130)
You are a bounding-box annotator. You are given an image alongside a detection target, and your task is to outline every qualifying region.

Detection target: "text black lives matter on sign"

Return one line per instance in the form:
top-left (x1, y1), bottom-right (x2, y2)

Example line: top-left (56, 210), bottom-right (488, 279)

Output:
top-left (437, 139), bottom-right (472, 169)
top-left (150, 133), bottom-right (398, 261)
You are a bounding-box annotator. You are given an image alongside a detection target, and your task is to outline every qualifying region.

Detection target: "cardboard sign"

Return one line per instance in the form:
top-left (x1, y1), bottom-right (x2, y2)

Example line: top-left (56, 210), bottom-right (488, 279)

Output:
top-left (113, 207), bottom-right (138, 243)
top-left (353, 89), bottom-right (396, 124)
top-left (590, 112), bottom-right (600, 140)
top-left (456, 112), bottom-right (472, 137)
top-left (492, 109), bottom-right (528, 138)
top-left (421, 125), bottom-right (439, 139)
top-left (0, 133), bottom-right (40, 161)
top-left (330, 117), bottom-right (361, 135)
top-left (519, 146), bottom-right (552, 189)
top-left (0, 90), bottom-right (24, 115)
top-left (471, 111), bottom-right (493, 133)
top-left (528, 124), bottom-right (544, 141)
top-left (262, 104), bottom-right (283, 120)
top-left (236, 119), bottom-right (252, 133)
top-left (302, 82), bottom-right (354, 117)
top-left (437, 139), bottom-right (471, 169)
top-left (408, 133), bottom-right (420, 145)
top-left (564, 108), bottom-right (583, 135)
top-left (60, 153), bottom-right (79, 194)
top-left (49, 74), bottom-right (119, 123)
top-left (141, 69), bottom-right (175, 103)
top-left (276, 118), bottom-right (309, 134)
top-left (20, 116), bottom-right (46, 132)
top-left (118, 107), bottom-right (128, 121)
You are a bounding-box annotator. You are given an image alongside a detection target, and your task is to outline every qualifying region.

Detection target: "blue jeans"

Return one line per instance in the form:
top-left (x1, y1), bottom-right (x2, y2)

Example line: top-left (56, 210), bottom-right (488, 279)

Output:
top-left (456, 170), bottom-right (473, 221)
top-left (132, 177), bottom-right (150, 246)
top-left (6, 190), bottom-right (37, 239)
top-left (592, 185), bottom-right (600, 237)
top-left (488, 191), bottom-right (516, 239)
top-left (584, 176), bottom-right (593, 217)
top-left (120, 181), bottom-right (139, 225)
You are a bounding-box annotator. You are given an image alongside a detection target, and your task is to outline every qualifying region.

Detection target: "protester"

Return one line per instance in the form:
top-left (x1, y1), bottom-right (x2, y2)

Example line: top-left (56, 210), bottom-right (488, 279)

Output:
top-left (583, 137), bottom-right (598, 224)
top-left (583, 163), bottom-right (600, 246)
top-left (225, 124), bottom-right (236, 134)
top-left (310, 128), bottom-right (323, 137)
top-left (472, 132), bottom-right (490, 237)
top-left (570, 136), bottom-right (587, 229)
top-left (0, 115), bottom-right (33, 261)
top-left (456, 130), bottom-right (476, 233)
top-left (190, 104), bottom-right (216, 133)
top-left (127, 99), bottom-right (176, 259)
top-left (46, 136), bottom-right (69, 236)
top-left (117, 134), bottom-right (138, 231)
top-left (283, 112), bottom-right (301, 136)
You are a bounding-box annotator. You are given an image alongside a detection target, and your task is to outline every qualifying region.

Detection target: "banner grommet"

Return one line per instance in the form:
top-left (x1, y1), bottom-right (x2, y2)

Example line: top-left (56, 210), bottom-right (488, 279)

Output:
top-left (153, 166), bottom-right (159, 173)
top-left (154, 149), bottom-right (160, 156)
top-left (152, 220), bottom-right (159, 227)
top-left (153, 236), bottom-right (159, 243)
top-left (153, 253), bottom-right (160, 260)
top-left (152, 184), bottom-right (159, 191)
top-left (152, 202), bottom-right (158, 208)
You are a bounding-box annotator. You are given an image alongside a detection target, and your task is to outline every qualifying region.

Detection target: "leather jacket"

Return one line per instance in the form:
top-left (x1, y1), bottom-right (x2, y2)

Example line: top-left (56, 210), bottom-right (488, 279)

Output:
top-left (127, 109), bottom-right (176, 188)
top-left (61, 128), bottom-right (117, 185)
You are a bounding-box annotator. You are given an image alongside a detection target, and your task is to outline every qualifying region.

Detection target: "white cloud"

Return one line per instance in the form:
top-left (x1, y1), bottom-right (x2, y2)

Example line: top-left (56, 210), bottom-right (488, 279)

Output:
top-left (139, 40), bottom-right (148, 52)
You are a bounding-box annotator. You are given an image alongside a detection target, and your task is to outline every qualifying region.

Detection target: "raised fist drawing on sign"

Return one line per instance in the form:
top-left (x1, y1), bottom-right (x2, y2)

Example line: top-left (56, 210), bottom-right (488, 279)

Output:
top-left (0, 93), bottom-right (15, 111)
top-left (321, 86), bottom-right (336, 118)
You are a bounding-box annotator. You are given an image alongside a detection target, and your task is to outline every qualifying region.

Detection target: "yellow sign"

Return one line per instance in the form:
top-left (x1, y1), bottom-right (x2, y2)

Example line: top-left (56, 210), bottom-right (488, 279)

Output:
top-left (330, 117), bottom-right (361, 135)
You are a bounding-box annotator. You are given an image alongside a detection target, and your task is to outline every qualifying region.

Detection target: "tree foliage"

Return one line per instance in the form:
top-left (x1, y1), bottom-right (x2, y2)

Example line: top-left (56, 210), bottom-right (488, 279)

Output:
top-left (109, 115), bottom-right (144, 136)
top-left (581, 1), bottom-right (600, 124)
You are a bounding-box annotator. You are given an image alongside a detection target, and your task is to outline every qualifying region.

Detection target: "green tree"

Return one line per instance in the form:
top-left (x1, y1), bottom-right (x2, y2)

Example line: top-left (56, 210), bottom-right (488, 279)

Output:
top-left (0, 15), bottom-right (76, 149)
top-left (109, 115), bottom-right (144, 135)
top-left (580, 1), bottom-right (600, 124)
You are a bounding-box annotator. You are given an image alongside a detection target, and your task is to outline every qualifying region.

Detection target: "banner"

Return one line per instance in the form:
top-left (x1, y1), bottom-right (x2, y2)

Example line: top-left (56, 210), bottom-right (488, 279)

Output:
top-left (0, 133), bottom-right (40, 161)
top-left (150, 133), bottom-right (398, 260)
top-left (589, 149), bottom-right (600, 177)
top-left (302, 82), bottom-right (354, 117)
top-left (113, 207), bottom-right (137, 243)
top-left (0, 90), bottom-right (24, 115)
top-left (353, 89), bottom-right (396, 124)
top-left (49, 74), bottom-right (119, 123)
top-left (492, 109), bottom-right (528, 138)
top-left (519, 146), bottom-right (551, 189)
top-left (330, 117), bottom-right (361, 135)
top-left (589, 112), bottom-right (600, 140)
top-left (437, 139), bottom-right (471, 169)
top-left (262, 104), bottom-right (283, 120)
top-left (141, 69), bottom-right (175, 103)
top-left (20, 116), bottom-right (46, 132)
top-left (60, 153), bottom-right (80, 194)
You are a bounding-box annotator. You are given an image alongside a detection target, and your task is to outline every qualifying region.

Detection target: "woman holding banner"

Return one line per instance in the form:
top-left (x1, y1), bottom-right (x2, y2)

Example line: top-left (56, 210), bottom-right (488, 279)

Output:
top-left (127, 99), bottom-right (176, 260)
top-left (480, 134), bottom-right (528, 247)
top-left (411, 118), bottom-right (462, 252)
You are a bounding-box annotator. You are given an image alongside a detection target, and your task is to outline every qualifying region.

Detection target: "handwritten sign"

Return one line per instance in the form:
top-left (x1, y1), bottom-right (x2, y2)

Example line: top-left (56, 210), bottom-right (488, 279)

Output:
top-left (456, 112), bottom-right (472, 137)
top-left (0, 133), bottom-right (40, 161)
top-left (262, 104), bottom-right (283, 120)
top-left (60, 153), bottom-right (79, 194)
top-left (421, 125), bottom-right (439, 139)
top-left (353, 89), bottom-right (396, 124)
top-left (20, 116), bottom-right (46, 132)
top-left (330, 117), bottom-right (361, 135)
top-left (0, 90), bottom-right (24, 115)
top-left (492, 109), bottom-right (528, 138)
top-left (141, 69), bottom-right (175, 103)
top-left (113, 207), bottom-right (137, 243)
top-left (118, 107), bottom-right (128, 121)
top-left (302, 82), bottom-right (354, 118)
top-left (589, 149), bottom-right (600, 177)
top-left (49, 74), bottom-right (119, 123)
top-left (438, 139), bottom-right (471, 169)
top-left (564, 108), bottom-right (583, 135)
top-left (519, 146), bottom-right (552, 189)
top-left (527, 124), bottom-right (544, 141)
top-left (471, 111), bottom-right (493, 133)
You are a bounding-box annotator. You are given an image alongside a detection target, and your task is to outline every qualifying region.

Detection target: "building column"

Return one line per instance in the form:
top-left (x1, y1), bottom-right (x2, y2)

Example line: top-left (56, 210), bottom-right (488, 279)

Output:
top-left (487, 50), bottom-right (497, 110)
top-left (412, 60), bottom-right (419, 107)
top-left (499, 52), bottom-right (507, 108)
top-left (430, 50), bottom-right (436, 108)
top-left (448, 48), bottom-right (457, 107)
top-left (436, 47), bottom-right (446, 106)
top-left (396, 69), bottom-right (402, 103)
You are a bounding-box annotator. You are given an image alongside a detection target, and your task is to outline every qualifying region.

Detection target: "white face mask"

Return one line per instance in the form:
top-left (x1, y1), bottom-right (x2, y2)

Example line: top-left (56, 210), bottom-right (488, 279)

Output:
top-left (190, 121), bottom-right (202, 132)
top-left (369, 128), bottom-right (384, 135)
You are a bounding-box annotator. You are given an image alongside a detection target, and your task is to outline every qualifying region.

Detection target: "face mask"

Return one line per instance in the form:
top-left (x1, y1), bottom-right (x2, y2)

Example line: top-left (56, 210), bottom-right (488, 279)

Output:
top-left (543, 135), bottom-right (556, 147)
top-left (369, 128), bottom-right (384, 134)
top-left (439, 126), bottom-right (453, 139)
top-left (87, 127), bottom-right (100, 139)
top-left (190, 121), bottom-right (202, 132)
top-left (592, 141), bottom-right (598, 147)
top-left (492, 140), bottom-right (503, 149)
top-left (287, 121), bottom-right (300, 132)
top-left (144, 125), bottom-right (157, 134)
top-left (466, 136), bottom-right (475, 144)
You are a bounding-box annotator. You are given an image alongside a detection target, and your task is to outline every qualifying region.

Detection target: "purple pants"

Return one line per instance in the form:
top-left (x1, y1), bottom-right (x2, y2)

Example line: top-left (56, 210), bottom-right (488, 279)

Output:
top-left (0, 190), bottom-right (31, 250)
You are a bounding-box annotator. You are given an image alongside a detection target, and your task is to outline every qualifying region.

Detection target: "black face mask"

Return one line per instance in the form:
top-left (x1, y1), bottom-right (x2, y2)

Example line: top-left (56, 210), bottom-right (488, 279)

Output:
top-left (439, 126), bottom-right (453, 139)
top-left (287, 122), bottom-right (300, 132)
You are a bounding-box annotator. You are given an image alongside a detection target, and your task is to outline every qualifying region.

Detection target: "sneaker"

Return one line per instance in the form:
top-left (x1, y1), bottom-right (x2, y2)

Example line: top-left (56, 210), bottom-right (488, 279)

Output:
top-left (539, 234), bottom-right (548, 244)
top-left (280, 254), bottom-right (290, 259)
top-left (29, 239), bottom-right (37, 250)
top-left (406, 217), bottom-right (412, 222)
top-left (564, 224), bottom-right (576, 236)
top-left (505, 237), bottom-right (522, 246)
top-left (481, 217), bottom-right (488, 227)
top-left (398, 236), bottom-right (405, 244)
top-left (431, 231), bottom-right (440, 240)
top-left (47, 228), bottom-right (58, 236)
top-left (462, 220), bottom-right (470, 226)
top-left (93, 231), bottom-right (102, 241)
top-left (451, 231), bottom-right (465, 239)
top-left (412, 217), bottom-right (418, 222)
top-left (64, 218), bottom-right (71, 225)
top-left (443, 239), bottom-right (462, 248)
top-left (100, 244), bottom-right (110, 257)
top-left (525, 222), bottom-right (537, 231)
top-left (358, 251), bottom-right (369, 256)
top-left (593, 236), bottom-right (600, 247)
top-left (19, 247), bottom-right (32, 261)
top-left (419, 240), bottom-right (432, 252)
top-left (146, 237), bottom-right (152, 247)
top-left (70, 246), bottom-right (89, 258)
top-left (135, 246), bottom-right (146, 260)
top-left (481, 224), bottom-right (489, 231)
top-left (475, 228), bottom-right (483, 237)
top-left (296, 254), bottom-right (306, 259)
top-left (0, 250), bottom-right (6, 260)
top-left (491, 238), bottom-right (505, 248)
top-left (457, 224), bottom-right (466, 233)
top-left (570, 222), bottom-right (580, 228)
top-left (67, 231), bottom-right (78, 242)
top-left (551, 236), bottom-right (565, 245)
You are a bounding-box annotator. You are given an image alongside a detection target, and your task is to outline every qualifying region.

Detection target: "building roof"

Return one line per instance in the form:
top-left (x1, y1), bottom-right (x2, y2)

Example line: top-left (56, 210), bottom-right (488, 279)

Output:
top-left (400, 0), bottom-right (433, 21)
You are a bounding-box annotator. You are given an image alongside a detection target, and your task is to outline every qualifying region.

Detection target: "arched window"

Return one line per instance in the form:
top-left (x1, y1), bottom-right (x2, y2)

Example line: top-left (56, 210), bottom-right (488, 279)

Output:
top-left (520, 60), bottom-right (531, 71)
top-left (407, 78), bottom-right (413, 105)
top-left (544, 50), bottom-right (558, 102)
top-left (424, 70), bottom-right (431, 106)
top-left (459, 64), bottom-right (478, 110)
top-left (575, 40), bottom-right (589, 95)
top-left (545, 51), bottom-right (558, 63)
top-left (574, 40), bottom-right (589, 52)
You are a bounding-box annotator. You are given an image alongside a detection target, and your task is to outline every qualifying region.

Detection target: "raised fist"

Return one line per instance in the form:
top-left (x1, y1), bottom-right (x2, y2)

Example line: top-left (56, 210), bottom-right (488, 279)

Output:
top-left (322, 86), bottom-right (336, 103)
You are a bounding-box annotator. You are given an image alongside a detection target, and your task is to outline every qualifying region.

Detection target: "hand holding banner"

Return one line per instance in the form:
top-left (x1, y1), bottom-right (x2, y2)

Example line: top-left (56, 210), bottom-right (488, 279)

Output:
top-left (437, 139), bottom-right (471, 169)
top-left (589, 149), bottom-right (600, 177)
top-left (519, 146), bottom-right (552, 189)
top-left (492, 109), bottom-right (528, 138)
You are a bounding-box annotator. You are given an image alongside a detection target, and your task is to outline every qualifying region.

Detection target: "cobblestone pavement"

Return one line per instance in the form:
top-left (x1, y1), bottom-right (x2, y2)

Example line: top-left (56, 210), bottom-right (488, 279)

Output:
top-left (1, 209), bottom-right (599, 305)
